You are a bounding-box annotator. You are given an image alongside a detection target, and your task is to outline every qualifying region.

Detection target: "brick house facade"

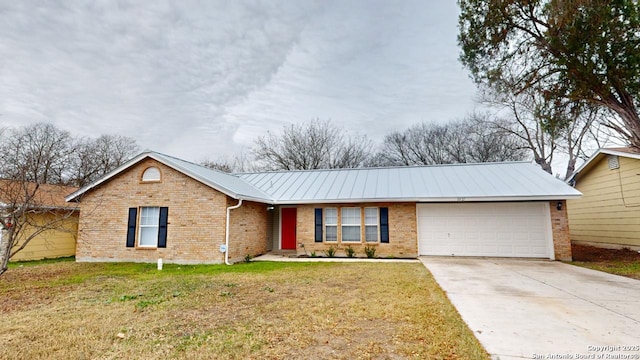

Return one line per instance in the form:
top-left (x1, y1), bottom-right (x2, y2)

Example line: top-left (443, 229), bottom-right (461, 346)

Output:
top-left (68, 152), bottom-right (579, 263)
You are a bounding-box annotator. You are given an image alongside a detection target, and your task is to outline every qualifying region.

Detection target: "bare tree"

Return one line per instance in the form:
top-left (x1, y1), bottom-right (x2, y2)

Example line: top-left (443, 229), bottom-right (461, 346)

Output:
top-left (200, 159), bottom-right (234, 173)
top-left (0, 123), bottom-right (140, 274)
top-left (0, 181), bottom-right (78, 275)
top-left (0, 124), bottom-right (139, 187)
top-left (0, 124), bottom-right (80, 275)
top-left (375, 116), bottom-right (526, 166)
top-left (0, 123), bottom-right (74, 184)
top-left (480, 86), bottom-right (602, 179)
top-left (67, 134), bottom-right (140, 187)
top-left (199, 152), bottom-right (255, 173)
top-left (252, 119), bottom-right (372, 170)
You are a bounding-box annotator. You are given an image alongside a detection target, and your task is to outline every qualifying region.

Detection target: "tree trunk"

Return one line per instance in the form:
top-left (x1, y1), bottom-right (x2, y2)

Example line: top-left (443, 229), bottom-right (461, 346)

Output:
top-left (604, 96), bottom-right (640, 147)
top-left (564, 157), bottom-right (577, 181)
top-left (534, 156), bottom-right (553, 174)
top-left (0, 230), bottom-right (11, 276)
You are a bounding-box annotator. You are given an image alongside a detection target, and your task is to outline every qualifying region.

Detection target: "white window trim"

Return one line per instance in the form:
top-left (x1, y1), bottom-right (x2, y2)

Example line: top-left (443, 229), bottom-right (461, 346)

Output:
top-left (142, 167), bottom-right (161, 182)
top-left (341, 207), bottom-right (361, 242)
top-left (138, 206), bottom-right (160, 247)
top-left (325, 207), bottom-right (338, 242)
top-left (364, 207), bottom-right (379, 243)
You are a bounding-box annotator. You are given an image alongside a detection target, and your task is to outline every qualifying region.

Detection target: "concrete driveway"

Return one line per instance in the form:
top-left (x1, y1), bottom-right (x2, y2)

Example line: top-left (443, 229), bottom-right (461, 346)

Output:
top-left (420, 257), bottom-right (640, 360)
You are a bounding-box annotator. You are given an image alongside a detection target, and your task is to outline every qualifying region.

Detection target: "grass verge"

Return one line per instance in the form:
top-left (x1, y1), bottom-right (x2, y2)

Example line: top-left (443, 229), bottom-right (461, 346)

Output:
top-left (571, 244), bottom-right (640, 280)
top-left (0, 260), bottom-right (487, 359)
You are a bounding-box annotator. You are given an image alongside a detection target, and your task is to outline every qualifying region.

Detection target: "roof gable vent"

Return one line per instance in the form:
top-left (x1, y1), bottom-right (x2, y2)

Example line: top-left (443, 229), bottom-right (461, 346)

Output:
top-left (607, 155), bottom-right (620, 170)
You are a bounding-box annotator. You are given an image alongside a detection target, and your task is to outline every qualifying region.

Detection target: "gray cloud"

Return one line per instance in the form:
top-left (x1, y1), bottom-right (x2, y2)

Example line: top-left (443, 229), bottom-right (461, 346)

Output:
top-left (0, 0), bottom-right (477, 161)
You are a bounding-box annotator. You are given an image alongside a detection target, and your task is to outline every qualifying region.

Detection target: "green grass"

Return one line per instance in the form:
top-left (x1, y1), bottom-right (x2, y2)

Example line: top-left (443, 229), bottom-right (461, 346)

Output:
top-left (8, 255), bottom-right (75, 267)
top-left (572, 261), bottom-right (640, 280)
top-left (0, 260), bottom-right (488, 359)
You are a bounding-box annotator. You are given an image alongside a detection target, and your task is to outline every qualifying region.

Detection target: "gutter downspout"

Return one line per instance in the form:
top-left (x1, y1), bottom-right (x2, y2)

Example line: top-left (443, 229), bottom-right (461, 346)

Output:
top-left (225, 198), bottom-right (243, 265)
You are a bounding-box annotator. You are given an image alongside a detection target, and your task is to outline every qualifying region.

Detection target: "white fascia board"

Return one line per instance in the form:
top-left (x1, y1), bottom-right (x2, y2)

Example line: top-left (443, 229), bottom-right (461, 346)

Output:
top-left (569, 148), bottom-right (640, 182)
top-left (150, 154), bottom-right (273, 203)
top-left (271, 194), bottom-right (582, 205)
top-left (148, 154), bottom-right (239, 200)
top-left (65, 152), bottom-right (273, 203)
top-left (600, 148), bottom-right (640, 159)
top-left (65, 152), bottom-right (152, 202)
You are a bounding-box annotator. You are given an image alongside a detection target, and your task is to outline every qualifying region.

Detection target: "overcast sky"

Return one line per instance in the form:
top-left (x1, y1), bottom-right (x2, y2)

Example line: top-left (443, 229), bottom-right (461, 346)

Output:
top-left (0, 1), bottom-right (479, 162)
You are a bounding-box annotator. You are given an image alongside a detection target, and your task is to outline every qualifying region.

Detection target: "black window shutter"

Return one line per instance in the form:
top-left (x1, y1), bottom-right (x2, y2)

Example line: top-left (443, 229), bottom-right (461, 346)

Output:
top-left (380, 207), bottom-right (389, 243)
top-left (158, 207), bottom-right (169, 248)
top-left (314, 208), bottom-right (323, 243)
top-left (126, 208), bottom-right (137, 247)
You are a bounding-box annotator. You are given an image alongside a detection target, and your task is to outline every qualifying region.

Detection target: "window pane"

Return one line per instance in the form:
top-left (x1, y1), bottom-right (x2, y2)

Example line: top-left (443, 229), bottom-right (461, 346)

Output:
top-left (140, 207), bottom-right (160, 225)
top-left (142, 167), bottom-right (161, 181)
top-left (342, 226), bottom-right (361, 242)
top-left (365, 208), bottom-right (378, 225)
top-left (365, 225), bottom-right (378, 242)
top-left (139, 227), bottom-right (158, 246)
top-left (341, 208), bottom-right (360, 225)
top-left (139, 207), bottom-right (160, 247)
top-left (326, 226), bottom-right (337, 242)
top-left (325, 208), bottom-right (337, 225)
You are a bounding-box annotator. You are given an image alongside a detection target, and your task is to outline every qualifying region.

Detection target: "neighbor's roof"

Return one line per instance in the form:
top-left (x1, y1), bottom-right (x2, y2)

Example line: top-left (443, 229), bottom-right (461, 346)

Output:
top-left (238, 161), bottom-right (581, 204)
top-left (569, 147), bottom-right (640, 182)
top-left (0, 180), bottom-right (78, 209)
top-left (67, 151), bottom-right (581, 204)
top-left (65, 151), bottom-right (272, 203)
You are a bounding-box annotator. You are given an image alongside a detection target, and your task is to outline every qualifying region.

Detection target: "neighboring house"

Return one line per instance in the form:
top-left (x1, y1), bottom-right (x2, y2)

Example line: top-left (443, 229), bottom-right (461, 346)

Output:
top-left (0, 180), bottom-right (79, 261)
top-left (567, 147), bottom-right (640, 251)
top-left (66, 151), bottom-right (581, 264)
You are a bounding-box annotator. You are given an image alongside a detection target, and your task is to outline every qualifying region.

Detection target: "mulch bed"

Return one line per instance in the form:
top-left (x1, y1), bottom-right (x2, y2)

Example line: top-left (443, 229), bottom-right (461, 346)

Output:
top-left (572, 244), bottom-right (640, 262)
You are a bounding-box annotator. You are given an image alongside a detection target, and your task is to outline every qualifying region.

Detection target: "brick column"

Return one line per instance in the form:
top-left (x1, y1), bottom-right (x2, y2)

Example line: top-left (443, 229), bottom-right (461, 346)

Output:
top-left (550, 200), bottom-right (572, 261)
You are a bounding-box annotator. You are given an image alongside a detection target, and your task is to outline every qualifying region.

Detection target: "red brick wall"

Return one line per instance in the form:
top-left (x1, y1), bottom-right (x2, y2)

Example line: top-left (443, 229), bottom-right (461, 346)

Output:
top-left (76, 158), bottom-right (267, 264)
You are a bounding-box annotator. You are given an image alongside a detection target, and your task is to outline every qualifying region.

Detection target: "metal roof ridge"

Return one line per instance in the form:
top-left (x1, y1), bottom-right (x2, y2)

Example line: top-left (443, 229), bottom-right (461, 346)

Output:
top-left (235, 161), bottom-right (534, 175)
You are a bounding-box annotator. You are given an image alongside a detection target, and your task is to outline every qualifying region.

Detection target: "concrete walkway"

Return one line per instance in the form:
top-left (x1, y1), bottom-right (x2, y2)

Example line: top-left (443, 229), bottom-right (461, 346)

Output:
top-left (420, 257), bottom-right (640, 360)
top-left (253, 253), bottom-right (419, 263)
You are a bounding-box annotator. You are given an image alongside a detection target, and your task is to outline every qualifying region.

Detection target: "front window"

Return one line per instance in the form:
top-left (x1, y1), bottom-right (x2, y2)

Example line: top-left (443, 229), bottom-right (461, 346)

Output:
top-left (325, 208), bottom-right (338, 242)
top-left (139, 207), bottom-right (160, 247)
top-left (365, 207), bottom-right (379, 242)
top-left (341, 207), bottom-right (361, 242)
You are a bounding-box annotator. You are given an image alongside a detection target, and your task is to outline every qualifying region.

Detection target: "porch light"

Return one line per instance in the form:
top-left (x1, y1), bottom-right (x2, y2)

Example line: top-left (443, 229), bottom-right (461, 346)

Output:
top-left (556, 201), bottom-right (563, 211)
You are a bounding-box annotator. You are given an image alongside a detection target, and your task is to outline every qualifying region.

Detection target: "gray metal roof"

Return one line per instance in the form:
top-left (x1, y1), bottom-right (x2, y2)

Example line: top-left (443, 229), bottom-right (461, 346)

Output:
top-left (238, 162), bottom-right (581, 204)
top-left (67, 151), bottom-right (581, 204)
top-left (66, 151), bottom-right (272, 203)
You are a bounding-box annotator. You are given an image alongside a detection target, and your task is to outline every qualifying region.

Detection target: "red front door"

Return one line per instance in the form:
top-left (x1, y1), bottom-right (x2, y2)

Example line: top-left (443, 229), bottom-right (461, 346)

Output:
top-left (281, 208), bottom-right (297, 250)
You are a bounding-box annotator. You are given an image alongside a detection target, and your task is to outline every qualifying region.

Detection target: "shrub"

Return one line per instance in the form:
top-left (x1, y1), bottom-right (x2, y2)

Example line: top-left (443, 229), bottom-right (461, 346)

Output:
top-left (364, 245), bottom-right (377, 258)
top-left (345, 245), bottom-right (356, 258)
top-left (244, 254), bottom-right (253, 263)
top-left (324, 246), bottom-right (337, 258)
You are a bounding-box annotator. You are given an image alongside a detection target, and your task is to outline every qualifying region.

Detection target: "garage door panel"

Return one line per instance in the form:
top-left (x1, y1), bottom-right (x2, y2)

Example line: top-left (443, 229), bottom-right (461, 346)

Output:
top-left (417, 202), bottom-right (551, 259)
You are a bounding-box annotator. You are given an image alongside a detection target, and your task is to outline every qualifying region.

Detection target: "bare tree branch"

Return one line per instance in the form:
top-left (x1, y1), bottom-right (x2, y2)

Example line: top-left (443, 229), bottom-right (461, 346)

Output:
top-left (252, 119), bottom-right (372, 170)
top-left (374, 115), bottom-right (527, 166)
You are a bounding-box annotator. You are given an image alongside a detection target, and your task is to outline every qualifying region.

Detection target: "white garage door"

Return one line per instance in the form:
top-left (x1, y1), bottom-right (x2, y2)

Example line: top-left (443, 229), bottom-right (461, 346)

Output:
top-left (417, 202), bottom-right (552, 259)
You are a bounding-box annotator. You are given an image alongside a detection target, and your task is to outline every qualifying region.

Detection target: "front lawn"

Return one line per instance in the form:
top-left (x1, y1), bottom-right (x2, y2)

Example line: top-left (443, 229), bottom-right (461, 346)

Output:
top-left (0, 260), bottom-right (487, 359)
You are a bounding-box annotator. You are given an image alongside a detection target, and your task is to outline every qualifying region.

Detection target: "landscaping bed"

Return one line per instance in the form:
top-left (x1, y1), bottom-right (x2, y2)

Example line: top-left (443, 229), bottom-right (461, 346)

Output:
top-left (571, 244), bottom-right (640, 280)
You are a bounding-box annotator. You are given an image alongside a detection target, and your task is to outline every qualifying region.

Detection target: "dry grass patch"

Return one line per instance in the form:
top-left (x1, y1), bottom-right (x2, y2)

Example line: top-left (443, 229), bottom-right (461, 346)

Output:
top-left (0, 261), bottom-right (487, 359)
